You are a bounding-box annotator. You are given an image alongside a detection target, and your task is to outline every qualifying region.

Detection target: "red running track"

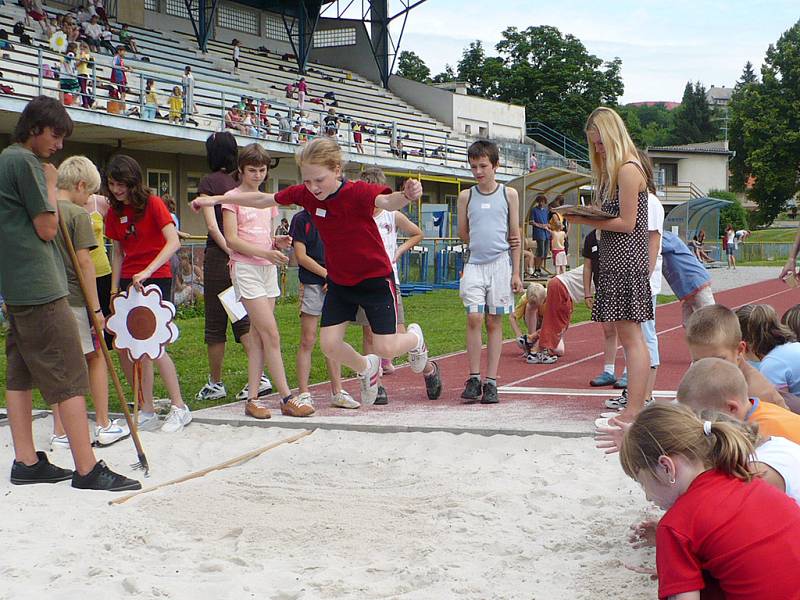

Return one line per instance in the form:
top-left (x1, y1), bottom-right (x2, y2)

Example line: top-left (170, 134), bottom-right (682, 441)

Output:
top-left (286, 278), bottom-right (800, 418)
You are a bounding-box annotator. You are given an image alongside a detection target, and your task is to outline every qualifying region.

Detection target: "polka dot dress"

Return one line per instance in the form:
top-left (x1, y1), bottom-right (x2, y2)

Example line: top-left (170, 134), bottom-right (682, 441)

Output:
top-left (591, 168), bottom-right (654, 323)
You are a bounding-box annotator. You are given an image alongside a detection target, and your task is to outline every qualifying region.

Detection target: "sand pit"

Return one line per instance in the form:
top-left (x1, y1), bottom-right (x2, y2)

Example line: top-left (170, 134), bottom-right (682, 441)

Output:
top-left (1, 420), bottom-right (657, 599)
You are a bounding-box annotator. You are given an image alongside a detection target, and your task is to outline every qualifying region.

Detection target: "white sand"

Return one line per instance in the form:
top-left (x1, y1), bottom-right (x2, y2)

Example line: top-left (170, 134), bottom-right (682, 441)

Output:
top-left (1, 420), bottom-right (657, 599)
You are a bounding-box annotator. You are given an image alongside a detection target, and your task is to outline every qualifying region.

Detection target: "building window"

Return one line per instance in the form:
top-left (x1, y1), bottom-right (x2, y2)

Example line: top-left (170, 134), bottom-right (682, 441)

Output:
top-left (479, 126), bottom-right (488, 137)
top-left (464, 124), bottom-right (471, 135)
top-left (265, 13), bottom-right (297, 43)
top-left (165, 0), bottom-right (196, 19)
top-left (147, 170), bottom-right (173, 200)
top-left (217, 3), bottom-right (259, 35)
top-left (144, 0), bottom-right (159, 11)
top-left (312, 27), bottom-right (357, 48)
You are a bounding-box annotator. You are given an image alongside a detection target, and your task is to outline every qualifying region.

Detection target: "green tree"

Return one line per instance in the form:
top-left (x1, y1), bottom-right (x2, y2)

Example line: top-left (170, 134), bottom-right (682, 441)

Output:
top-left (619, 103), bottom-right (676, 147)
top-left (396, 50), bottom-right (431, 83)
top-left (672, 81), bottom-right (717, 144)
top-left (728, 20), bottom-right (800, 224)
top-left (431, 64), bottom-right (456, 84)
top-left (736, 61), bottom-right (758, 89)
top-left (709, 189), bottom-right (749, 231)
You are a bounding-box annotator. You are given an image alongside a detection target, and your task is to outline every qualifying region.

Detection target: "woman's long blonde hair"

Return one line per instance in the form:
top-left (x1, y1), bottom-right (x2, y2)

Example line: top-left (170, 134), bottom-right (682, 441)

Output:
top-left (585, 107), bottom-right (639, 204)
top-left (619, 403), bottom-right (754, 483)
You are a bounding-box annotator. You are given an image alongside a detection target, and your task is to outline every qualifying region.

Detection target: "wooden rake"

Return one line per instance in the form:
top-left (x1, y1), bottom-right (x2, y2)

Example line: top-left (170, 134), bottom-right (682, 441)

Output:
top-left (58, 215), bottom-right (150, 475)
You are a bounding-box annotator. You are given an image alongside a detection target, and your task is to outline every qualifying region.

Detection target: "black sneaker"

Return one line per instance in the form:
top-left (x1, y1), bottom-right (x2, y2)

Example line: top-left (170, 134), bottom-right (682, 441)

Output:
top-left (374, 385), bottom-right (389, 406)
top-left (461, 377), bottom-right (482, 404)
top-left (481, 382), bottom-right (499, 404)
top-left (71, 461), bottom-right (142, 492)
top-left (11, 451), bottom-right (73, 485)
top-left (424, 361), bottom-right (442, 400)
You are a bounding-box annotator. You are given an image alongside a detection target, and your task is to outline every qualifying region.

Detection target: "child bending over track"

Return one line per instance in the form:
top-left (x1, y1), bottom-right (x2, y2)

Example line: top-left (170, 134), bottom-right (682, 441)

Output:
top-left (192, 137), bottom-right (442, 405)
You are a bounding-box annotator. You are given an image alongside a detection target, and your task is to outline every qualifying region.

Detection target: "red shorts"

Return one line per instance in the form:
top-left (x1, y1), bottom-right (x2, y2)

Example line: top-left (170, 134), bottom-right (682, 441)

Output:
top-left (538, 277), bottom-right (573, 352)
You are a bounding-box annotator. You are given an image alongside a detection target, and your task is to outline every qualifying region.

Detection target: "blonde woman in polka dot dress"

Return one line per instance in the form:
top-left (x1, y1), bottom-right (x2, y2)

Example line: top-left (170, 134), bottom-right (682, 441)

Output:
top-left (568, 107), bottom-right (652, 423)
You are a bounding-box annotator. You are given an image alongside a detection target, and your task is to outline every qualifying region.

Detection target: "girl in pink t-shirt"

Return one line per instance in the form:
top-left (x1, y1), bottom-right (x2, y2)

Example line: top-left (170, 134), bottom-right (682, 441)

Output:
top-left (220, 144), bottom-right (312, 419)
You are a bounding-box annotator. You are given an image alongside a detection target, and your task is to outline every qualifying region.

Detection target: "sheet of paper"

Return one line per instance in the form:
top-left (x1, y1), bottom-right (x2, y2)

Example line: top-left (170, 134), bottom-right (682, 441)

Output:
top-left (217, 286), bottom-right (248, 323)
top-left (551, 205), bottom-right (615, 219)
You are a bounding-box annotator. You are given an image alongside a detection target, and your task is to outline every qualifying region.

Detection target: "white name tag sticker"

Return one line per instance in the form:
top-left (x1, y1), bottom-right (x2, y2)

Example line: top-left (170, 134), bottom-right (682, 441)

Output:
top-left (591, 245), bottom-right (598, 253)
top-left (120, 216), bottom-right (128, 224)
top-left (481, 203), bottom-right (491, 209)
top-left (315, 208), bottom-right (327, 217)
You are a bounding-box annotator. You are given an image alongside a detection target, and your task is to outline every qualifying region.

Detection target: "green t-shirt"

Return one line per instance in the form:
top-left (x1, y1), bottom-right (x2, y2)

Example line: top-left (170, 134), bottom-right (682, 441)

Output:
top-left (54, 200), bottom-right (97, 307)
top-left (0, 144), bottom-right (68, 306)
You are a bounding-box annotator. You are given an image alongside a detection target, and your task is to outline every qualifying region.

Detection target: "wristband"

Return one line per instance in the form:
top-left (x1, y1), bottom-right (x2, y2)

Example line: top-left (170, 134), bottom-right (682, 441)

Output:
top-left (94, 308), bottom-right (103, 314)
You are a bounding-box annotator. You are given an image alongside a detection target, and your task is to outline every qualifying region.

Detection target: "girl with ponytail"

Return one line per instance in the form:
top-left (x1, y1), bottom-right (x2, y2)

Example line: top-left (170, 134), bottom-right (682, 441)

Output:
top-left (619, 403), bottom-right (800, 599)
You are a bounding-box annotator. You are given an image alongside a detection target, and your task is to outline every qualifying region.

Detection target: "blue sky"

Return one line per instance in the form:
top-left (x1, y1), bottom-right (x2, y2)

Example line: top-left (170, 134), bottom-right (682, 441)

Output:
top-left (397, 0), bottom-right (799, 103)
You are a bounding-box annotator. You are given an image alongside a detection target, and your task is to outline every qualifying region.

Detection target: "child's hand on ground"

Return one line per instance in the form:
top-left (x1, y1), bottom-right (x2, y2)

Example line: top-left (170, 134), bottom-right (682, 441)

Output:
top-left (628, 519), bottom-right (658, 549)
top-left (273, 235), bottom-right (292, 250)
top-left (594, 416), bottom-right (630, 454)
top-left (511, 275), bottom-right (523, 294)
top-left (264, 249), bottom-right (289, 265)
top-left (623, 562), bottom-right (657, 580)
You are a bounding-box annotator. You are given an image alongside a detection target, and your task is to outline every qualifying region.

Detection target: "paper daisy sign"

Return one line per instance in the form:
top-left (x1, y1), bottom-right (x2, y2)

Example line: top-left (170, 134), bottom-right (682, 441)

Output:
top-left (106, 284), bottom-right (179, 361)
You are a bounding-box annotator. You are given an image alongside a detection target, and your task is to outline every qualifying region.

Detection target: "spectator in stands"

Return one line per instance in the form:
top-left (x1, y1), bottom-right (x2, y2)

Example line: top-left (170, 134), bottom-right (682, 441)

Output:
top-left (117, 24), bottom-right (139, 55)
top-left (91, 0), bottom-right (109, 27)
top-left (258, 100), bottom-right (271, 135)
top-left (99, 25), bottom-right (115, 54)
top-left (352, 121), bottom-right (364, 154)
top-left (285, 81), bottom-right (295, 99)
top-left (143, 79), bottom-right (158, 121)
top-left (110, 46), bottom-right (130, 100)
top-left (76, 42), bottom-right (94, 109)
top-left (62, 15), bottom-right (81, 44)
top-left (59, 46), bottom-right (80, 106)
top-left (297, 77), bottom-right (308, 109)
top-left (324, 91), bottom-right (338, 107)
top-left (22, 0), bottom-right (48, 36)
top-left (224, 105), bottom-right (247, 135)
top-left (168, 86), bottom-right (183, 124)
top-left (275, 218), bottom-right (290, 237)
top-left (231, 38), bottom-right (241, 75)
top-left (181, 66), bottom-right (196, 116)
top-left (82, 14), bottom-right (102, 52)
top-left (323, 109), bottom-right (338, 137)
top-left (395, 137), bottom-right (408, 160)
top-left (75, 5), bottom-right (92, 24)
top-left (278, 112), bottom-right (291, 142)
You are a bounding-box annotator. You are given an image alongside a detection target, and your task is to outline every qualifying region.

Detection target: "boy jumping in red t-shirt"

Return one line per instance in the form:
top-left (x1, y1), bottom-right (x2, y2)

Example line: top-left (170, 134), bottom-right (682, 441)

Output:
top-left (192, 137), bottom-right (442, 404)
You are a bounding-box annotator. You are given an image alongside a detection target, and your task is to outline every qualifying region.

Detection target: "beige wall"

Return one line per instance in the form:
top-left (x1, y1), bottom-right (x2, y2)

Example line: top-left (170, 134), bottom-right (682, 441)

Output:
top-left (650, 152), bottom-right (729, 194)
top-left (118, 0), bottom-right (146, 27)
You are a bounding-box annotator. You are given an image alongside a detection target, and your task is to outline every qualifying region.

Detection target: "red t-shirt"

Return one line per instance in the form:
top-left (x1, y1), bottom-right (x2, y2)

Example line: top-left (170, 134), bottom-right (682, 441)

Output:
top-left (105, 195), bottom-right (174, 279)
top-left (274, 180), bottom-right (392, 286)
top-left (657, 470), bottom-right (800, 600)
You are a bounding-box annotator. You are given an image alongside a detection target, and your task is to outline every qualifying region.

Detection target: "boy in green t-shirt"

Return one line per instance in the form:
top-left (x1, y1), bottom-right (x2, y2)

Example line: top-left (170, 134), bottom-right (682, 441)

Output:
top-left (50, 156), bottom-right (130, 448)
top-left (0, 96), bottom-right (139, 492)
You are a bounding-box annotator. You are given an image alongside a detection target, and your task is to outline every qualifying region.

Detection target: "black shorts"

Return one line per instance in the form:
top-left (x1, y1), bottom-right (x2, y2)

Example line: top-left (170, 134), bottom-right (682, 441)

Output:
top-left (321, 276), bottom-right (397, 335)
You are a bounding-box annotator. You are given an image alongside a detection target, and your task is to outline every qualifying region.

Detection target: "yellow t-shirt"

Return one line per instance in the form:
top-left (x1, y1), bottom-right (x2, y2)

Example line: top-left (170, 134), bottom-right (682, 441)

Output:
top-left (169, 95), bottom-right (183, 114)
top-left (89, 208), bottom-right (112, 277)
top-left (513, 295), bottom-right (545, 320)
top-left (77, 52), bottom-right (92, 76)
top-left (749, 397), bottom-right (800, 444)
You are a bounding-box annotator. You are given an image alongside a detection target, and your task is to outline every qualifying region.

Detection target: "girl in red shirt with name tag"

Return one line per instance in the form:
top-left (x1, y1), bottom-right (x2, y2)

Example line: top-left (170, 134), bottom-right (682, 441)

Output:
top-left (620, 403), bottom-right (800, 600)
top-left (192, 138), bottom-right (442, 405)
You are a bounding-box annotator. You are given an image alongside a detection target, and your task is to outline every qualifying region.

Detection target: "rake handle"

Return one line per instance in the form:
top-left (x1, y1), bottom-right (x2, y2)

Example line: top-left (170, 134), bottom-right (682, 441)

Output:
top-left (58, 215), bottom-right (149, 470)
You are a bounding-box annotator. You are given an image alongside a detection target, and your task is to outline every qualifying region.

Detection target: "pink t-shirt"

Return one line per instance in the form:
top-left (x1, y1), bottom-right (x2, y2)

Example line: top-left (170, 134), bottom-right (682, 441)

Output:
top-left (221, 188), bottom-right (279, 266)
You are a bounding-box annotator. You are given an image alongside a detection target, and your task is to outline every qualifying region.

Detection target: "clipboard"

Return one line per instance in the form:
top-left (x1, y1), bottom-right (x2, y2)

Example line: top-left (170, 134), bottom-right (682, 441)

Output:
top-left (217, 286), bottom-right (248, 322)
top-left (551, 205), bottom-right (615, 219)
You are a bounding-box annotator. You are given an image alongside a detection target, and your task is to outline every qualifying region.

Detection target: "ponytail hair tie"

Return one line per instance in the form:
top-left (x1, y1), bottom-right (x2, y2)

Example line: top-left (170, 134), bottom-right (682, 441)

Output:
top-left (703, 421), bottom-right (713, 436)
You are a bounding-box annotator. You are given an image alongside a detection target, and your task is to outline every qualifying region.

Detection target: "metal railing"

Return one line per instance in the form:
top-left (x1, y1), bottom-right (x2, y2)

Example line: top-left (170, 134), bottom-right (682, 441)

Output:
top-left (527, 120), bottom-right (590, 167)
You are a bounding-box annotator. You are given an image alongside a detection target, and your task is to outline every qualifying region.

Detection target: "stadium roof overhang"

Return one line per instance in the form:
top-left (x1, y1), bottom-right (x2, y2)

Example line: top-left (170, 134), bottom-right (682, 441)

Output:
top-left (505, 167), bottom-right (592, 224)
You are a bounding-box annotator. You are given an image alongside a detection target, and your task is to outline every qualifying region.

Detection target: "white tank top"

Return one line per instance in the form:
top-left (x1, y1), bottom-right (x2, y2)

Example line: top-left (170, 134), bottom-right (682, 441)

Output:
top-left (374, 210), bottom-right (399, 284)
top-left (754, 436), bottom-right (800, 505)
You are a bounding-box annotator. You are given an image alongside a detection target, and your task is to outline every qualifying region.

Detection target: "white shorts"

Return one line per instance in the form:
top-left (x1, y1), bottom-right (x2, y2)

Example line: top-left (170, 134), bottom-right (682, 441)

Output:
top-left (459, 255), bottom-right (513, 314)
top-left (231, 262), bottom-right (280, 301)
top-left (69, 305), bottom-right (97, 355)
top-left (554, 249), bottom-right (567, 267)
top-left (299, 283), bottom-right (325, 316)
top-left (681, 284), bottom-right (715, 326)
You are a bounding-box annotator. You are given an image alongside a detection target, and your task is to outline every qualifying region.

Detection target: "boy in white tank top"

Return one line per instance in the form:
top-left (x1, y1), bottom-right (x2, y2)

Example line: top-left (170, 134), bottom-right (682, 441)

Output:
top-left (457, 141), bottom-right (522, 405)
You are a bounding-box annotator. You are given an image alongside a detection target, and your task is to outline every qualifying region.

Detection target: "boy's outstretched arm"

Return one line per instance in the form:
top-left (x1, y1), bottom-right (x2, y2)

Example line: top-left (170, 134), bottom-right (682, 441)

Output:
top-left (375, 178), bottom-right (422, 211)
top-left (191, 191), bottom-right (277, 212)
top-left (506, 187), bottom-right (523, 293)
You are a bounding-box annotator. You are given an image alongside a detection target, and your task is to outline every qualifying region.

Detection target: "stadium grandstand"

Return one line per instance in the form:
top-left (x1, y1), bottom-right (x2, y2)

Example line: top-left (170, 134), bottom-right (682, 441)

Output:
top-left (0, 0), bottom-right (583, 258)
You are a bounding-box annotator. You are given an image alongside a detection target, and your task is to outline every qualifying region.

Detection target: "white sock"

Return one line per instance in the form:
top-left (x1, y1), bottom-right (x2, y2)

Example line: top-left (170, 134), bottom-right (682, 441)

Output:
top-left (604, 364), bottom-right (615, 375)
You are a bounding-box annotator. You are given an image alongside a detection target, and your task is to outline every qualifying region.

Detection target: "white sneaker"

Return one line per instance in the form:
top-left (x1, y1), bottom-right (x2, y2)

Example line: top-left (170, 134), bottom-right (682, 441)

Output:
top-left (406, 323), bottom-right (429, 373)
top-left (161, 404), bottom-right (192, 433)
top-left (49, 434), bottom-right (70, 450)
top-left (358, 354), bottom-right (381, 405)
top-left (296, 392), bottom-right (315, 407)
top-left (331, 390), bottom-right (360, 409)
top-left (95, 419), bottom-right (130, 446)
top-left (137, 412), bottom-right (160, 432)
top-left (236, 374), bottom-right (273, 401)
top-left (195, 376), bottom-right (227, 401)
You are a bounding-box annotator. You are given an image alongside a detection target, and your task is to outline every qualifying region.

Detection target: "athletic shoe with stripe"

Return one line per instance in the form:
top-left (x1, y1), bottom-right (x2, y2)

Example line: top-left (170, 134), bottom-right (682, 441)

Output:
top-left (236, 374), bottom-right (273, 401)
top-left (358, 354), bottom-right (381, 405)
top-left (281, 394), bottom-right (316, 417)
top-left (331, 390), bottom-right (360, 409)
top-left (196, 377), bottom-right (227, 401)
top-left (95, 419), bottom-right (130, 447)
top-left (406, 323), bottom-right (428, 374)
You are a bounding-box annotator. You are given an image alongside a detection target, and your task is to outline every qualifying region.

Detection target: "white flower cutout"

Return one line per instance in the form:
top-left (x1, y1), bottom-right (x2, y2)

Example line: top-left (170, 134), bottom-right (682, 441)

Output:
top-left (107, 284), bottom-right (179, 361)
top-left (50, 31), bottom-right (68, 53)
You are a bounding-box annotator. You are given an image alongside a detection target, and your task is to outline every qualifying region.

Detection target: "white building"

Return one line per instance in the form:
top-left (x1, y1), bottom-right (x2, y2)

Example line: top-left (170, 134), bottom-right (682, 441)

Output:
top-left (646, 141), bottom-right (732, 209)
